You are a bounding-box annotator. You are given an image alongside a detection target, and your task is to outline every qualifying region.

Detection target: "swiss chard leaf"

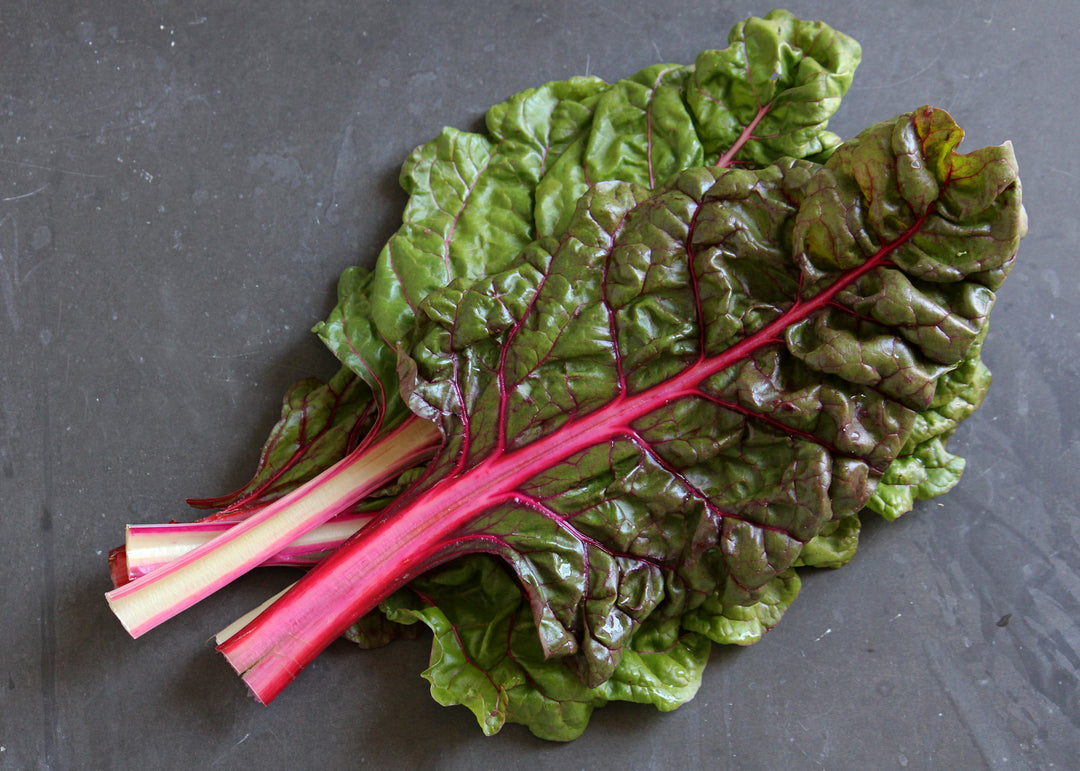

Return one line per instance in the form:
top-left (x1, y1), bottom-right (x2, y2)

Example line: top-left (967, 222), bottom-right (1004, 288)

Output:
top-left (315, 9), bottom-right (860, 412)
top-left (536, 9), bottom-right (861, 235)
top-left (198, 13), bottom-right (1015, 738)
top-left (212, 11), bottom-right (861, 519)
top-left (382, 555), bottom-right (710, 741)
top-left (213, 106), bottom-right (1023, 738)
top-left (110, 12), bottom-right (1027, 741)
top-left (401, 107), bottom-right (1023, 689)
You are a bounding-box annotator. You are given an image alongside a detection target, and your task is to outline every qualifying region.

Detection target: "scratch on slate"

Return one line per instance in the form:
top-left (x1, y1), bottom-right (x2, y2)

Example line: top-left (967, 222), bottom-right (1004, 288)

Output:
top-left (0, 157), bottom-right (105, 179)
top-left (2, 184), bottom-right (48, 202)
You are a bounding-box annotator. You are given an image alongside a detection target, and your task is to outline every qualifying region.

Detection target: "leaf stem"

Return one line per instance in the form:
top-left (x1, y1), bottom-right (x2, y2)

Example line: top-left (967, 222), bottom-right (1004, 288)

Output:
top-left (122, 513), bottom-right (372, 580)
top-left (216, 201), bottom-right (929, 703)
top-left (105, 415), bottom-right (440, 638)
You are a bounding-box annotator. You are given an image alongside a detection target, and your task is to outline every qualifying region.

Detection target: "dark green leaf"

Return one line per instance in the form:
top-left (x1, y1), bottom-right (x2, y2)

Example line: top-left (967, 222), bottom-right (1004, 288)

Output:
top-left (383, 556), bottom-right (710, 741)
top-left (867, 328), bottom-right (992, 520)
top-left (315, 11), bottom-right (860, 410)
top-left (402, 108), bottom-right (1023, 694)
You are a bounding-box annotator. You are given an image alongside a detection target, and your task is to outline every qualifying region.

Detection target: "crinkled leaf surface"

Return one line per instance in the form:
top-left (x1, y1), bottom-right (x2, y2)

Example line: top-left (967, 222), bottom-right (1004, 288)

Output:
top-left (194, 13), bottom-right (1022, 741)
top-left (689, 10), bottom-right (860, 165)
top-left (382, 555), bottom-right (710, 741)
top-left (536, 9), bottom-right (861, 235)
top-left (315, 9), bottom-right (860, 411)
top-left (398, 107), bottom-right (1022, 693)
top-left (680, 569), bottom-right (801, 645)
top-left (867, 328), bottom-right (992, 520)
top-left (225, 11), bottom-right (861, 514)
top-left (315, 78), bottom-right (607, 407)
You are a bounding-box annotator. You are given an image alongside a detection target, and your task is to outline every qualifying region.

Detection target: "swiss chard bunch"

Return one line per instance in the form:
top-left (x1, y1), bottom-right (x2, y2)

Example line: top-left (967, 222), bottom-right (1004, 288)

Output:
top-left (106, 11), bottom-right (1026, 741)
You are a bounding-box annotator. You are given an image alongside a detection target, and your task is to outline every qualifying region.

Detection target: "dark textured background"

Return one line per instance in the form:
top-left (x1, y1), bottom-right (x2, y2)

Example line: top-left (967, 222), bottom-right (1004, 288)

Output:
top-left (2, 1), bottom-right (1076, 768)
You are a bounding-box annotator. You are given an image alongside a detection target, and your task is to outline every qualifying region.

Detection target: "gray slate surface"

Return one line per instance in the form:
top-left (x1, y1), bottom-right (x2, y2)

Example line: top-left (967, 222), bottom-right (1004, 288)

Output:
top-left (1, 1), bottom-right (1076, 768)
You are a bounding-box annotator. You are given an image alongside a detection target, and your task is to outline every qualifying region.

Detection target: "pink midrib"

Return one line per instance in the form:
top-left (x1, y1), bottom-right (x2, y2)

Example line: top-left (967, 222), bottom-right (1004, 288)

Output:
top-left (463, 224), bottom-right (908, 504)
top-left (716, 102), bottom-right (771, 168)
top-left (220, 212), bottom-right (925, 702)
top-left (207, 101), bottom-right (765, 523)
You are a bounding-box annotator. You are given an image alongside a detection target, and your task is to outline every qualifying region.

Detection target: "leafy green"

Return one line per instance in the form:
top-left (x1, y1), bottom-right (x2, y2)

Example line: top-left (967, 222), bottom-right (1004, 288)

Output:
top-left (315, 9), bottom-right (861, 414)
top-left (198, 8), bottom-right (864, 548)
top-left (383, 557), bottom-right (710, 740)
top-left (393, 109), bottom-right (1022, 706)
top-left (188, 12), bottom-right (1025, 741)
top-left (213, 101), bottom-right (1022, 739)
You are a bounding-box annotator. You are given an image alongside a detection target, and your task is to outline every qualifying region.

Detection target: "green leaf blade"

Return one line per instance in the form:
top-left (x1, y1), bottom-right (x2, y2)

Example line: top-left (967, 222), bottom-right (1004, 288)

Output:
top-left (402, 108), bottom-right (1023, 697)
top-left (383, 556), bottom-right (710, 741)
top-left (687, 9), bottom-right (861, 166)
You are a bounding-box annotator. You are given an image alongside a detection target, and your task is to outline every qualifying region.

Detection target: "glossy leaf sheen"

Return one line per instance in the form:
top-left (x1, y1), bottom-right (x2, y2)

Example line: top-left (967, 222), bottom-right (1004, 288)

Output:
top-left (314, 9), bottom-right (860, 411)
top-left (383, 557), bottom-right (710, 740)
top-left (161, 12), bottom-right (1025, 741)
top-left (219, 107), bottom-right (1023, 738)
top-left (401, 108), bottom-right (1021, 688)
